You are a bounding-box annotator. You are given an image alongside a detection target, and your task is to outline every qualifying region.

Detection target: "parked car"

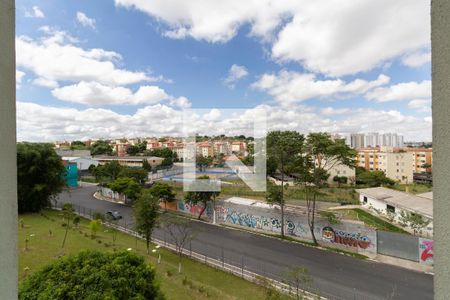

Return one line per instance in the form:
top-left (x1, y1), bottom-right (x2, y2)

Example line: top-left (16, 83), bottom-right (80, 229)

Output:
top-left (105, 211), bottom-right (122, 220)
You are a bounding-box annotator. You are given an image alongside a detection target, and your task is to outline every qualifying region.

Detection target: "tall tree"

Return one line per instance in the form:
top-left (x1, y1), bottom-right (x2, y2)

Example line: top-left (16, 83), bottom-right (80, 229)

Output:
top-left (185, 176), bottom-right (220, 220)
top-left (302, 133), bottom-right (356, 244)
top-left (70, 140), bottom-right (87, 150)
top-left (118, 167), bottom-right (148, 184)
top-left (266, 131), bottom-right (305, 237)
top-left (61, 203), bottom-right (75, 248)
top-left (90, 140), bottom-right (113, 156)
top-left (108, 177), bottom-right (141, 201)
top-left (92, 161), bottom-right (124, 182)
top-left (148, 182), bottom-right (176, 211)
top-left (17, 143), bottom-right (66, 212)
top-left (134, 191), bottom-right (161, 254)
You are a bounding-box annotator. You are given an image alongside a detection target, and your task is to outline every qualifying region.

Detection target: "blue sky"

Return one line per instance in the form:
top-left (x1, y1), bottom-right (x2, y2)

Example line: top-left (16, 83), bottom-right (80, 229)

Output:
top-left (16, 0), bottom-right (432, 141)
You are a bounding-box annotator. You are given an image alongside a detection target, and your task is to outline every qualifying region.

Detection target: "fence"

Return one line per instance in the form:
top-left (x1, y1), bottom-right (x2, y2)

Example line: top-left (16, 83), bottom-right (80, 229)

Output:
top-left (52, 201), bottom-right (385, 300)
top-left (377, 231), bottom-right (419, 262)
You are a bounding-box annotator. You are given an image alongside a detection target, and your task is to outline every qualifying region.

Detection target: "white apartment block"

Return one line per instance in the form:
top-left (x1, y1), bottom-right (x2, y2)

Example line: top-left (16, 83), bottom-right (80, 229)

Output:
top-left (350, 133), bottom-right (404, 149)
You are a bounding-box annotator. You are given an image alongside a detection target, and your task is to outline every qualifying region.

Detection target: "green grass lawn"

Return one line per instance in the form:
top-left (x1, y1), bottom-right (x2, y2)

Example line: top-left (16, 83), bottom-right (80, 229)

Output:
top-left (19, 210), bottom-right (290, 300)
top-left (344, 209), bottom-right (409, 234)
top-left (388, 183), bottom-right (432, 194)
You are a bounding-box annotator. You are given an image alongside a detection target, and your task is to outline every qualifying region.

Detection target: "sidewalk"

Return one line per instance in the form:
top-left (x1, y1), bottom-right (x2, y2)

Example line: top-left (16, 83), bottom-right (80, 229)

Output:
top-left (93, 191), bottom-right (126, 205)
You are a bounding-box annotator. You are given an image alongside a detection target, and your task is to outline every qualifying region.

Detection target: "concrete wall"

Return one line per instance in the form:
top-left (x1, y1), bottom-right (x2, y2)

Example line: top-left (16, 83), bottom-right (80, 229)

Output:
top-left (0, 0), bottom-right (17, 298)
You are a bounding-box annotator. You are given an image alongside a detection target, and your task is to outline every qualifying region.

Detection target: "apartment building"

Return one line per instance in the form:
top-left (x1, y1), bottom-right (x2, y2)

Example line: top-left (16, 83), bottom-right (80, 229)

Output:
top-left (198, 142), bottom-right (214, 157)
top-left (350, 133), bottom-right (404, 149)
top-left (357, 147), bottom-right (415, 183)
top-left (408, 148), bottom-right (433, 173)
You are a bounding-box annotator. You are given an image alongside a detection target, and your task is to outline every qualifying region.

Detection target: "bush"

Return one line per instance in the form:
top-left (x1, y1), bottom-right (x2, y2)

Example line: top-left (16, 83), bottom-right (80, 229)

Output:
top-left (19, 250), bottom-right (165, 300)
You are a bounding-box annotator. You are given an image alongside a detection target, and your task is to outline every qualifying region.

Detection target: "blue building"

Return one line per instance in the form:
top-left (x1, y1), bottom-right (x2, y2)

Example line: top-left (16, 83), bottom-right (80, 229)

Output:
top-left (62, 160), bottom-right (78, 187)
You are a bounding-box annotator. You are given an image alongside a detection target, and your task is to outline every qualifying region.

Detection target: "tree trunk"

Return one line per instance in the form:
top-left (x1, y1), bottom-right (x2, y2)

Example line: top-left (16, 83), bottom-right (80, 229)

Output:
top-left (146, 235), bottom-right (150, 254)
top-left (280, 155), bottom-right (285, 237)
top-left (310, 192), bottom-right (318, 245)
top-left (198, 205), bottom-right (207, 220)
top-left (61, 219), bottom-right (69, 248)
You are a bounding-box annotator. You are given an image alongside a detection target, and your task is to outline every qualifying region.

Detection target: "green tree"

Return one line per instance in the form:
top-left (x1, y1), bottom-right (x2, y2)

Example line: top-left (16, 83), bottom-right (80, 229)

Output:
top-left (19, 250), bottom-right (165, 300)
top-left (196, 155), bottom-right (213, 172)
top-left (242, 143), bottom-right (254, 166)
top-left (149, 182), bottom-right (176, 211)
top-left (118, 167), bottom-right (148, 184)
top-left (302, 133), bottom-right (356, 245)
top-left (90, 140), bottom-right (113, 156)
top-left (126, 145), bottom-right (141, 156)
top-left (93, 161), bottom-right (124, 182)
top-left (108, 177), bottom-right (141, 201)
top-left (356, 167), bottom-right (395, 187)
top-left (61, 203), bottom-right (75, 248)
top-left (70, 140), bottom-right (87, 150)
top-left (134, 190), bottom-right (161, 254)
top-left (143, 159), bottom-right (152, 172)
top-left (185, 176), bottom-right (220, 220)
top-left (88, 219), bottom-right (101, 238)
top-left (17, 143), bottom-right (66, 213)
top-left (398, 211), bottom-right (431, 235)
top-left (267, 131), bottom-right (306, 237)
top-left (333, 175), bottom-right (348, 187)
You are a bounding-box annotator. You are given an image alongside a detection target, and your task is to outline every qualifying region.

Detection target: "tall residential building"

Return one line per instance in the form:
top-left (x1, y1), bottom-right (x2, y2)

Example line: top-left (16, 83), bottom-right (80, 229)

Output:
top-left (356, 146), bottom-right (431, 183)
top-left (350, 132), bottom-right (404, 149)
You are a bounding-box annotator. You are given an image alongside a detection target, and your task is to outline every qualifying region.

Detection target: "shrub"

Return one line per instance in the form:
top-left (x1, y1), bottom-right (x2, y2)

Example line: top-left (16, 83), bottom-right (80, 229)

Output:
top-left (19, 250), bottom-right (165, 300)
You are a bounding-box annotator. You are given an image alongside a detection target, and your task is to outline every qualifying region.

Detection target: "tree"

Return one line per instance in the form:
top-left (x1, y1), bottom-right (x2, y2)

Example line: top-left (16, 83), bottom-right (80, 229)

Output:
top-left (333, 175), bottom-right (348, 187)
top-left (356, 167), bottom-right (395, 187)
top-left (267, 131), bottom-right (306, 237)
top-left (88, 219), bottom-right (101, 238)
top-left (149, 182), bottom-right (176, 211)
top-left (90, 140), bottom-right (113, 156)
top-left (134, 190), bottom-right (161, 254)
top-left (242, 143), bottom-right (254, 166)
top-left (17, 143), bottom-right (66, 213)
top-left (108, 177), bottom-right (141, 201)
top-left (143, 159), bottom-right (152, 172)
top-left (161, 215), bottom-right (196, 273)
top-left (127, 145), bottom-right (141, 156)
top-left (93, 161), bottom-right (124, 182)
top-left (70, 140), bottom-right (87, 150)
top-left (398, 211), bottom-right (431, 235)
top-left (196, 155), bottom-right (212, 172)
top-left (118, 167), bottom-right (148, 184)
top-left (302, 133), bottom-right (356, 245)
top-left (61, 203), bottom-right (75, 248)
top-left (185, 176), bottom-right (220, 220)
top-left (284, 266), bottom-right (312, 300)
top-left (19, 250), bottom-right (165, 300)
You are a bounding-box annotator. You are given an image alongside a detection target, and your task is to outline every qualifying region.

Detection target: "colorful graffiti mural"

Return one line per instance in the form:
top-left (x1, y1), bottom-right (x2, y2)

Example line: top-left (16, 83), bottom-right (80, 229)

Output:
top-left (419, 238), bottom-right (433, 265)
top-left (176, 200), bottom-right (213, 218)
top-left (321, 226), bottom-right (371, 249)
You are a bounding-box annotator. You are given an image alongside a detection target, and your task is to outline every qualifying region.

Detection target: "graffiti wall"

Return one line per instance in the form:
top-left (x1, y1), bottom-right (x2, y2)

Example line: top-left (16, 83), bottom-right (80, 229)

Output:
top-left (176, 200), bottom-right (213, 219)
top-left (216, 202), bottom-right (377, 255)
top-left (419, 238), bottom-right (434, 265)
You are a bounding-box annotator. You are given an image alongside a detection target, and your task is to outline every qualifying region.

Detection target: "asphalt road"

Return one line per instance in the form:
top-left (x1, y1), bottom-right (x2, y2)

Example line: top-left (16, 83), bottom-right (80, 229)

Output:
top-left (57, 186), bottom-right (433, 300)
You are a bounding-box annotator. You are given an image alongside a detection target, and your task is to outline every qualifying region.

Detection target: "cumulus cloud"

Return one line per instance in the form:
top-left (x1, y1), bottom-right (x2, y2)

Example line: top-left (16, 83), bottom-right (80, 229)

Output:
top-left (16, 29), bottom-right (152, 86)
top-left (51, 81), bottom-right (170, 105)
top-left (365, 80), bottom-right (431, 102)
top-left (76, 11), bottom-right (96, 29)
top-left (408, 99), bottom-right (431, 113)
top-left (252, 71), bottom-right (389, 104)
top-left (402, 51), bottom-right (431, 67)
top-left (25, 6), bottom-right (45, 18)
top-left (16, 70), bottom-right (26, 88)
top-left (224, 64), bottom-right (248, 89)
top-left (115, 0), bottom-right (430, 76)
top-left (17, 101), bottom-right (431, 142)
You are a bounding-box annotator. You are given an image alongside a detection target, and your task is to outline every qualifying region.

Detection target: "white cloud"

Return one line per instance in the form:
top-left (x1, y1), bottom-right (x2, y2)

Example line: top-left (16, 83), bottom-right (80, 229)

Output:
top-left (17, 101), bottom-right (431, 142)
top-left (170, 96), bottom-right (192, 108)
top-left (76, 11), bottom-right (96, 29)
top-left (16, 70), bottom-right (26, 88)
top-left (16, 30), bottom-right (152, 86)
top-left (33, 77), bottom-right (59, 88)
top-left (224, 64), bottom-right (248, 89)
top-left (25, 6), bottom-right (45, 18)
top-left (402, 51), bottom-right (431, 67)
top-left (51, 81), bottom-right (170, 105)
top-left (366, 80), bottom-right (431, 102)
top-left (408, 99), bottom-right (431, 113)
top-left (115, 0), bottom-right (430, 76)
top-left (252, 71), bottom-right (389, 104)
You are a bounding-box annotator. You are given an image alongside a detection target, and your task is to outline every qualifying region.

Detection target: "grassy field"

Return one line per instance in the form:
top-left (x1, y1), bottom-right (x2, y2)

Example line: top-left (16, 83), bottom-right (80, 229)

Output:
top-left (18, 210), bottom-right (290, 300)
top-left (389, 183), bottom-right (432, 194)
top-left (343, 209), bottom-right (409, 234)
